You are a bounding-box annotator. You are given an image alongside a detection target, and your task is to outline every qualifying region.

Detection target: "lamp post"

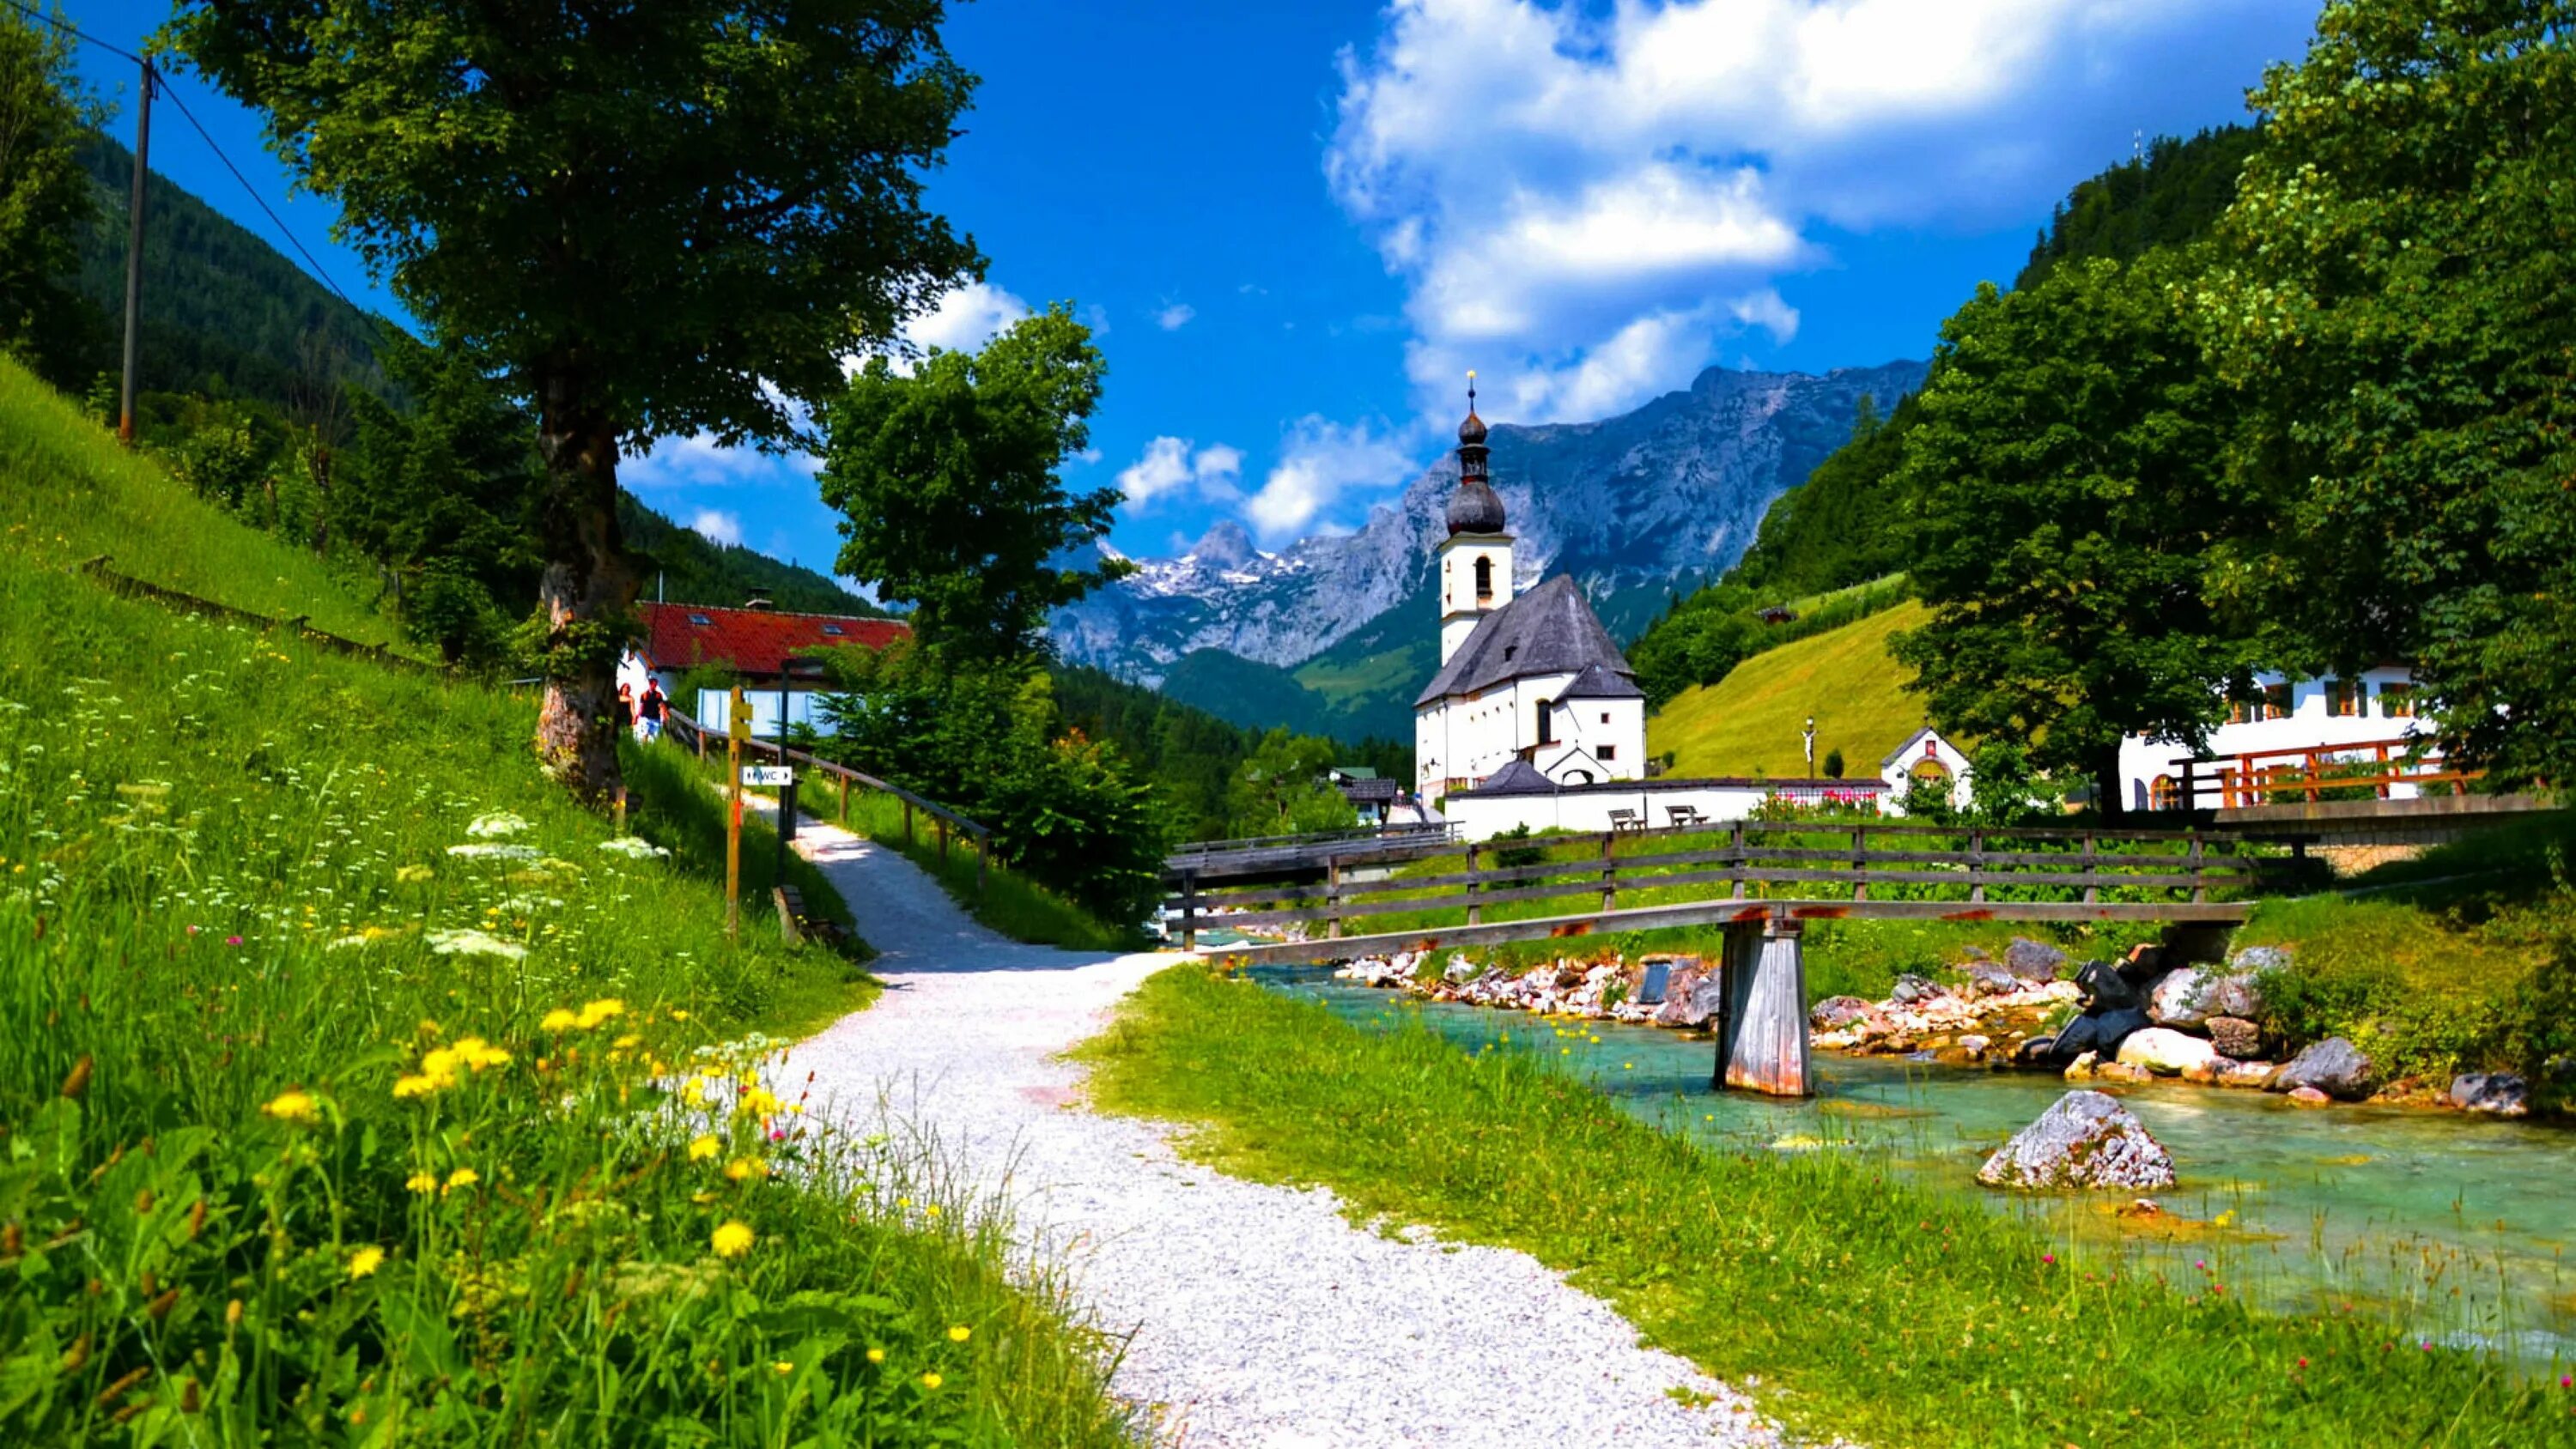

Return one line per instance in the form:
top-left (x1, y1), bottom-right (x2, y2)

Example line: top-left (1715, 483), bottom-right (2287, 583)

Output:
top-left (1803, 716), bottom-right (1817, 781)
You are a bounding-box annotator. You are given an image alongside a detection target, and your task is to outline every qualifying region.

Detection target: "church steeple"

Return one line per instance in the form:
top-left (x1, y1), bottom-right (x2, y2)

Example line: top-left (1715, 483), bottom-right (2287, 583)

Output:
top-left (1435, 370), bottom-right (1512, 664)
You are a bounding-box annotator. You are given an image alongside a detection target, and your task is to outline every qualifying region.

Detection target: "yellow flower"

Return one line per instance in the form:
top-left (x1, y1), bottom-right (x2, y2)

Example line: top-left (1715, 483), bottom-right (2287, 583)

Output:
top-left (443, 1167), bottom-right (479, 1192)
top-left (946, 1325), bottom-right (970, 1343)
top-left (866, 1347), bottom-right (886, 1364)
top-left (669, 1009), bottom-right (690, 1022)
top-left (540, 1009), bottom-right (580, 1033)
top-left (575, 997), bottom-right (625, 1030)
top-left (688, 1134), bottom-right (721, 1161)
top-left (710, 1221), bottom-right (755, 1258)
top-left (920, 1372), bottom-right (943, 1391)
top-left (392, 1075), bottom-right (438, 1100)
top-left (681, 1078), bottom-right (708, 1106)
top-left (737, 1087), bottom-right (783, 1118)
top-left (395, 864), bottom-right (434, 883)
top-left (404, 1172), bottom-right (439, 1194)
top-left (724, 1157), bottom-right (769, 1183)
top-left (773, 1361), bottom-right (794, 1376)
top-left (262, 1090), bottom-right (319, 1125)
top-left (347, 1246), bottom-right (386, 1280)
top-left (452, 1036), bottom-right (512, 1071)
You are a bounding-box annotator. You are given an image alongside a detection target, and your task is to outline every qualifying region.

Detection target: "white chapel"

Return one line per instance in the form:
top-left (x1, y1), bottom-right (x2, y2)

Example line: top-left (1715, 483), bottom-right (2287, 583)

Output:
top-left (1414, 379), bottom-right (1648, 799)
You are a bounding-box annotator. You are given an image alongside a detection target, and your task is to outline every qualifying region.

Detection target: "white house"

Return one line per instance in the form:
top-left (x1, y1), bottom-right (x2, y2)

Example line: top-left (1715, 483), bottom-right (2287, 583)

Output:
top-left (616, 596), bottom-right (908, 738)
top-left (2119, 665), bottom-right (2433, 811)
top-left (1414, 382), bottom-right (1649, 800)
top-left (1880, 726), bottom-right (1974, 812)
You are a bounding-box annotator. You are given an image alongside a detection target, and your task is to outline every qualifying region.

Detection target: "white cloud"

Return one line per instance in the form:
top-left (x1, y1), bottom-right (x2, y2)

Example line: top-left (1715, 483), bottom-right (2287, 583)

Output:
top-left (624, 433), bottom-right (781, 490)
top-left (689, 509), bottom-right (744, 547)
top-left (1156, 301), bottom-right (1197, 330)
top-left (1244, 417), bottom-right (1415, 543)
top-left (1117, 436), bottom-right (1244, 508)
top-left (1329, 0), bottom-right (2313, 421)
top-left (906, 279), bottom-right (1031, 354)
top-left (1080, 302), bottom-right (1113, 336)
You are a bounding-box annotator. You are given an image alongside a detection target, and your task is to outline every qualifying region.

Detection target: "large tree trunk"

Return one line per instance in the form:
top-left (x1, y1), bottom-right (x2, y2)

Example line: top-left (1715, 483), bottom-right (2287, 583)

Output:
top-left (2090, 740), bottom-right (2130, 826)
top-left (533, 373), bottom-right (634, 805)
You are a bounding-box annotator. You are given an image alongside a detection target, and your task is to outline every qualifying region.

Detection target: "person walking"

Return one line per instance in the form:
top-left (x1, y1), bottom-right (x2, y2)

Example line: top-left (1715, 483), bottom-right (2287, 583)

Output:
top-left (615, 682), bottom-right (635, 738)
top-left (639, 679), bottom-right (666, 743)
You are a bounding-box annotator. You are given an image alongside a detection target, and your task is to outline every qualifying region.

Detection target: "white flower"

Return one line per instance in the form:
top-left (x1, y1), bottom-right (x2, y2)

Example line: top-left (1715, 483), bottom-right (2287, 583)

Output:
top-left (466, 812), bottom-right (533, 839)
top-left (598, 838), bottom-right (671, 860)
top-left (426, 928), bottom-right (527, 961)
top-left (447, 843), bottom-right (541, 862)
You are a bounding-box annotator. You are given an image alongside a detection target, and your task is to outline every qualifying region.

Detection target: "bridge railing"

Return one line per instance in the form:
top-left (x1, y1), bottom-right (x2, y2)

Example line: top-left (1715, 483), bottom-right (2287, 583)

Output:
top-left (664, 706), bottom-right (993, 896)
top-left (1167, 820), bottom-right (1455, 867)
top-left (1163, 818), bottom-right (2263, 949)
top-left (2164, 737), bottom-right (2480, 810)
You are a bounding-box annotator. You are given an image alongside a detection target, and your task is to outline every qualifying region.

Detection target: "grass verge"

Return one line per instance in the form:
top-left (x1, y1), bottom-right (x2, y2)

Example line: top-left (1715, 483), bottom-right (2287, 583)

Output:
top-left (1073, 965), bottom-right (2569, 1447)
top-left (0, 355), bottom-right (1130, 1444)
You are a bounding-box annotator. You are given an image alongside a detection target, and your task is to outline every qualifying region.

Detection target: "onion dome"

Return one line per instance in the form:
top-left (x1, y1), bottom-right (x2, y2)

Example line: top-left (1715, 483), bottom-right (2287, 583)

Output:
top-left (1447, 478), bottom-right (1506, 536)
top-left (1457, 409), bottom-right (1487, 446)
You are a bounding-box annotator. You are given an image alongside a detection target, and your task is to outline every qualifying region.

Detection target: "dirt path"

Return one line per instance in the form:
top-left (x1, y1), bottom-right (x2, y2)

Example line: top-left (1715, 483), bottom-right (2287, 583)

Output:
top-left (777, 812), bottom-right (1787, 1448)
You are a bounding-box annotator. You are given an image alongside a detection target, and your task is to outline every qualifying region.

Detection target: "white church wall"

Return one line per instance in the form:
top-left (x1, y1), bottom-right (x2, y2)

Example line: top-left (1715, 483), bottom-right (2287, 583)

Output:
top-left (1879, 729), bottom-right (1974, 813)
top-left (1442, 779), bottom-right (1891, 842)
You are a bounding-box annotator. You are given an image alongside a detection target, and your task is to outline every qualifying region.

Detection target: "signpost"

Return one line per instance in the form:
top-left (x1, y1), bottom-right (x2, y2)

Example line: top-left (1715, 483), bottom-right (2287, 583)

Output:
top-left (726, 687), bottom-right (749, 937)
top-left (744, 764), bottom-right (799, 887)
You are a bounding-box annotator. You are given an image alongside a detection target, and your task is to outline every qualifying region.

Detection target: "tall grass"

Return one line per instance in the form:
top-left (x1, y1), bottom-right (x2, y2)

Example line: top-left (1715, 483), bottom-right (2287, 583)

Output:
top-left (0, 359), bottom-right (1131, 1444)
top-left (1075, 966), bottom-right (2569, 1447)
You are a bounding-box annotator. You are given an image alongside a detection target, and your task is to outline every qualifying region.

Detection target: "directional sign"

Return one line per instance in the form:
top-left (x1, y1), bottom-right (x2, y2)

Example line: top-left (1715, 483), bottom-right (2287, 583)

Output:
top-left (743, 765), bottom-right (795, 787)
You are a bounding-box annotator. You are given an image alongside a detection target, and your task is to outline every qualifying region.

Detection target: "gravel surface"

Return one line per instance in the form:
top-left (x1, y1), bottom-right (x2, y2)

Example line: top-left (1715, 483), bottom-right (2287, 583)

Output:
top-left (778, 814), bottom-right (1790, 1448)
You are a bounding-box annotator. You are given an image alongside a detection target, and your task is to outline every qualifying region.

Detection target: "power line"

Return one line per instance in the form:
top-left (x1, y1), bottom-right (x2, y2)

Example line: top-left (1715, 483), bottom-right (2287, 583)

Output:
top-left (4, 0), bottom-right (361, 312)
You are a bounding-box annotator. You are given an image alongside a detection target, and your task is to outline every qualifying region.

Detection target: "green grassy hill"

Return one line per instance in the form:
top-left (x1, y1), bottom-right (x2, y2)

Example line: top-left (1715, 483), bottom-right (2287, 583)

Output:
top-left (1649, 598), bottom-right (1929, 778)
top-left (0, 355), bottom-right (1125, 1443)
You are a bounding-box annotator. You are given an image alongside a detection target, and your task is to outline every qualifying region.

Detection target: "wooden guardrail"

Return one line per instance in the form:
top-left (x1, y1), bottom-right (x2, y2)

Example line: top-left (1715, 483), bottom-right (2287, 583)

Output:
top-left (663, 706), bottom-right (993, 897)
top-left (1164, 818), bottom-right (2262, 950)
top-left (80, 555), bottom-right (438, 674)
top-left (2167, 737), bottom-right (2479, 809)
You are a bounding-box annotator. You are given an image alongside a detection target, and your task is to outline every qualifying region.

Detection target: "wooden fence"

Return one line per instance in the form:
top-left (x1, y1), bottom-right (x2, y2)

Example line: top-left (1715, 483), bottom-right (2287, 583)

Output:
top-left (2166, 737), bottom-right (2478, 810)
top-left (662, 706), bottom-right (994, 897)
top-left (81, 555), bottom-right (437, 674)
top-left (1165, 817), bottom-right (2263, 952)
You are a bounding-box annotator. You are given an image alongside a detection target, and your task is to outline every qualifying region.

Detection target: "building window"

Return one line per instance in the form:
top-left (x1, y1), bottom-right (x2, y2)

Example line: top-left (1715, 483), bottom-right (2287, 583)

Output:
top-left (2262, 682), bottom-right (2292, 720)
top-left (822, 624), bottom-right (844, 637)
top-left (1597, 743), bottom-right (1616, 761)
top-left (2226, 696), bottom-right (2251, 726)
top-left (687, 613), bottom-right (713, 627)
top-left (1600, 712), bottom-right (1610, 724)
top-left (2149, 774), bottom-right (2181, 811)
top-left (2325, 678), bottom-right (2362, 718)
top-left (1473, 555), bottom-right (1493, 602)
top-left (2378, 682), bottom-right (2414, 718)
top-left (1535, 699), bottom-right (1553, 745)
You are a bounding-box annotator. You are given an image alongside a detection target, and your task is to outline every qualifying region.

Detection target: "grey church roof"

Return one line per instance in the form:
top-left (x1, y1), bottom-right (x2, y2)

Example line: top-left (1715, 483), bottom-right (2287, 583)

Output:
top-left (1467, 759), bottom-right (1556, 794)
top-left (1558, 661), bottom-right (1645, 700)
top-left (1415, 575), bottom-right (1639, 706)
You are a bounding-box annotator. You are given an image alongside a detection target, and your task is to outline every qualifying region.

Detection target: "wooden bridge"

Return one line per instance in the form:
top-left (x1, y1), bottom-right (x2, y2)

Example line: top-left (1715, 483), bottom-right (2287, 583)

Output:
top-left (1162, 818), bottom-right (2265, 1099)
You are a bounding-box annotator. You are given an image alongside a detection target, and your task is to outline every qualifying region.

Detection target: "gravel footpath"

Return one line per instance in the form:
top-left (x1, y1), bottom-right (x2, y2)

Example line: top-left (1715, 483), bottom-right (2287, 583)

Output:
top-left (775, 811), bottom-right (1789, 1448)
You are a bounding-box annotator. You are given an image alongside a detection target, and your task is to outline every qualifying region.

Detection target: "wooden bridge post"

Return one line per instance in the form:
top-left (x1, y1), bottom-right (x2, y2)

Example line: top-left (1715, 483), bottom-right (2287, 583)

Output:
top-left (1714, 914), bottom-right (1811, 1097)
top-left (1599, 832), bottom-right (1617, 914)
top-left (1327, 855), bottom-right (1344, 940)
top-left (1728, 821), bottom-right (1747, 900)
top-left (1179, 869), bottom-right (1199, 952)
top-left (1465, 841), bottom-right (1483, 925)
top-left (1850, 826), bottom-right (1867, 902)
top-left (2081, 829), bottom-right (2099, 906)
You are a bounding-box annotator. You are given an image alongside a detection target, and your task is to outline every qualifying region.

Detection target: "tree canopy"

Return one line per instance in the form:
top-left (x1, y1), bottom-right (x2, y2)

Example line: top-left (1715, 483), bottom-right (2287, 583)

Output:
top-left (818, 305), bottom-right (1130, 662)
top-left (0, 6), bottom-right (105, 385)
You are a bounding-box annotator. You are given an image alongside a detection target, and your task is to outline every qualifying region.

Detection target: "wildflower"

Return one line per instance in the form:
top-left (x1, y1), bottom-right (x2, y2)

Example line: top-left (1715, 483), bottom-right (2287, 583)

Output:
top-left (576, 998), bottom-right (625, 1030)
top-left (710, 1221), bottom-right (755, 1258)
top-left (947, 1325), bottom-right (970, 1343)
top-left (689, 1135), bottom-right (721, 1161)
top-left (612, 1034), bottom-right (641, 1050)
top-left (262, 1090), bottom-right (319, 1125)
top-left (347, 1246), bottom-right (386, 1280)
top-left (774, 1361), bottom-right (794, 1375)
top-left (670, 1009), bottom-right (690, 1022)
top-left (738, 1086), bottom-right (784, 1118)
top-left (2042, 1254), bottom-right (2056, 1265)
top-left (866, 1347), bottom-right (886, 1364)
top-left (541, 1009), bottom-right (580, 1033)
top-left (225, 936), bottom-right (244, 947)
top-left (443, 1167), bottom-right (479, 1192)
top-left (392, 1076), bottom-right (437, 1099)
top-left (724, 1157), bottom-right (769, 1183)
top-left (681, 1078), bottom-right (708, 1106)
top-left (404, 1173), bottom-right (438, 1195)
top-left (920, 1373), bottom-right (943, 1390)
top-left (395, 864), bottom-right (434, 883)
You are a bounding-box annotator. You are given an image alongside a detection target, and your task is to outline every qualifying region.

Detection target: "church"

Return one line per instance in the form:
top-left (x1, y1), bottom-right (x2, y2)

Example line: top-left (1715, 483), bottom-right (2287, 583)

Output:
top-left (1413, 379), bottom-right (1648, 800)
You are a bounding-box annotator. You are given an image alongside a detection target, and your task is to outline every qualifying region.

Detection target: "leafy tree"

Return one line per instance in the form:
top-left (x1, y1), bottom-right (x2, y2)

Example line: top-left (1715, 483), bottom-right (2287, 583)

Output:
top-left (169, 0), bottom-right (979, 801)
top-left (2202, 0), bottom-right (2576, 787)
top-left (818, 305), bottom-right (1130, 661)
top-left (1892, 253), bottom-right (2253, 820)
top-left (1224, 730), bottom-right (1352, 839)
top-left (1728, 393), bottom-right (1923, 598)
top-left (2019, 126), bottom-right (2260, 289)
top-left (0, 5), bottom-right (106, 385)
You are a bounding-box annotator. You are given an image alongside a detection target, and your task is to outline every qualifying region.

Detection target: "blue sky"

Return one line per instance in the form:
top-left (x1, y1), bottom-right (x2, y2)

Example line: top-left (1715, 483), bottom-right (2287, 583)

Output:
top-left (68, 0), bottom-right (2323, 576)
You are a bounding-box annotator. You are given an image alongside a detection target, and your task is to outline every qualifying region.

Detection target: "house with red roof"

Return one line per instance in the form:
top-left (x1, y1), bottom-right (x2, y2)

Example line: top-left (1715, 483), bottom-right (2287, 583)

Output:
top-left (617, 591), bottom-right (908, 737)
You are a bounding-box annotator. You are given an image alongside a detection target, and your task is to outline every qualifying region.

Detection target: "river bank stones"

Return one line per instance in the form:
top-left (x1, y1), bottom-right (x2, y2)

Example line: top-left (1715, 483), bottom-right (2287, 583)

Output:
top-left (2448, 1072), bottom-right (2531, 1117)
top-left (1978, 1090), bottom-right (2177, 1191)
top-left (2275, 1036), bottom-right (2377, 1101)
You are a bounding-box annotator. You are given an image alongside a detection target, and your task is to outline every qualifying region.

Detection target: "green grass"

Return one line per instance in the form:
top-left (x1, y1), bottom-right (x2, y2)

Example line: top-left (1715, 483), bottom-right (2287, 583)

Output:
top-left (1651, 598), bottom-right (1929, 778)
top-left (1075, 966), bottom-right (2570, 1447)
top-left (0, 355), bottom-right (1129, 1444)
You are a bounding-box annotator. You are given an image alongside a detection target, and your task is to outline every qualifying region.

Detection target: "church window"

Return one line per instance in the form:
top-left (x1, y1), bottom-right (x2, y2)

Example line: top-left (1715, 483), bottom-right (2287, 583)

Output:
top-left (1473, 555), bottom-right (1493, 601)
top-left (1535, 700), bottom-right (1553, 745)
top-left (1600, 712), bottom-right (1610, 724)
top-left (1598, 743), bottom-right (1616, 761)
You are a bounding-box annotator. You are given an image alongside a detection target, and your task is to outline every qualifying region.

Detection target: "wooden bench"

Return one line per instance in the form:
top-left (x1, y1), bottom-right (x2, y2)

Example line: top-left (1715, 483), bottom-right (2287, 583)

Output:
top-left (1666, 804), bottom-right (1707, 829)
top-left (772, 882), bottom-right (854, 951)
top-left (1607, 809), bottom-right (1648, 834)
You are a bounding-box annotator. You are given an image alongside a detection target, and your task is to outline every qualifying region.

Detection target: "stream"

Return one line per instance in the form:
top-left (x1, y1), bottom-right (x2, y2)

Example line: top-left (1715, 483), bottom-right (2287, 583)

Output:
top-left (1258, 968), bottom-right (2576, 1354)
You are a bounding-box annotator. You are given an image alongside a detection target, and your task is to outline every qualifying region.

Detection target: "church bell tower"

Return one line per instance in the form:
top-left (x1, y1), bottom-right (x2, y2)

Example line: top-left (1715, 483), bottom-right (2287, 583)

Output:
top-left (1436, 373), bottom-right (1511, 664)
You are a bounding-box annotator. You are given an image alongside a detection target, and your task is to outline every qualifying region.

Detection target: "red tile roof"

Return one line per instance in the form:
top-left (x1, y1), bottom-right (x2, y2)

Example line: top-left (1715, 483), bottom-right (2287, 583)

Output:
top-left (639, 602), bottom-right (908, 679)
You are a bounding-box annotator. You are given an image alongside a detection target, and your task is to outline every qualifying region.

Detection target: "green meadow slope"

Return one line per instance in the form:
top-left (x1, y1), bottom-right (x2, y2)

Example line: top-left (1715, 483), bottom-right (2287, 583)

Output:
top-left (1649, 598), bottom-right (1929, 778)
top-left (0, 356), bottom-right (1128, 1444)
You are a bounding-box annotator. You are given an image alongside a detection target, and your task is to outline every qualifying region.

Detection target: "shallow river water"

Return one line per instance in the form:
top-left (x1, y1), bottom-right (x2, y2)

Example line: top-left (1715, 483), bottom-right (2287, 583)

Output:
top-left (1259, 969), bottom-right (2576, 1351)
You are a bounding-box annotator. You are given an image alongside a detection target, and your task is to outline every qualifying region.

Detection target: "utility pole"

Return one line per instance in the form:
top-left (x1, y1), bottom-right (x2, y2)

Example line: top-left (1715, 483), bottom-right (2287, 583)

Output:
top-left (726, 686), bottom-right (748, 937)
top-left (118, 58), bottom-right (155, 445)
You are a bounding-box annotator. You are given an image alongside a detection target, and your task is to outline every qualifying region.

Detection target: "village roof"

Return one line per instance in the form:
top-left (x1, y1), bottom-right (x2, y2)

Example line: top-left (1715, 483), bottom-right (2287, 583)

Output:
top-left (1414, 575), bottom-right (1637, 706)
top-left (1335, 776), bottom-right (1400, 803)
top-left (639, 602), bottom-right (908, 680)
top-left (1879, 725), bottom-right (1953, 770)
top-left (1469, 759), bottom-right (1558, 795)
top-left (1558, 661), bottom-right (1645, 701)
